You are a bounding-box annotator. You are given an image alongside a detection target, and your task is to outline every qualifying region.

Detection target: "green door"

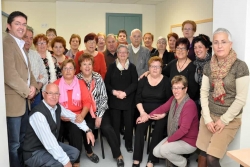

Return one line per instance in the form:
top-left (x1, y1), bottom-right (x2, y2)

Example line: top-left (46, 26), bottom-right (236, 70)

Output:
top-left (106, 13), bottom-right (142, 43)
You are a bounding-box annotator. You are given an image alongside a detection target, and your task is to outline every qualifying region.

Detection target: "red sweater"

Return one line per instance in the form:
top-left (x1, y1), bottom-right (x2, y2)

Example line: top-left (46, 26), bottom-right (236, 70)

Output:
top-left (74, 51), bottom-right (107, 79)
top-left (54, 78), bottom-right (91, 114)
top-left (149, 96), bottom-right (199, 147)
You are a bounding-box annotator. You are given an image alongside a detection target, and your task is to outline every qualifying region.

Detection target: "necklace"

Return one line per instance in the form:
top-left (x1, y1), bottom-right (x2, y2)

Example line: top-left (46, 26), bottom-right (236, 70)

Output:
top-left (177, 58), bottom-right (188, 72)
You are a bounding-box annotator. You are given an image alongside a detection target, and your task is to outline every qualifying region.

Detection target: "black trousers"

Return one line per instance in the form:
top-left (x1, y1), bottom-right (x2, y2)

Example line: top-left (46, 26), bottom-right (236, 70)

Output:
top-left (83, 112), bottom-right (122, 158)
top-left (110, 108), bottom-right (134, 148)
top-left (59, 121), bottom-right (82, 163)
top-left (133, 116), bottom-right (168, 163)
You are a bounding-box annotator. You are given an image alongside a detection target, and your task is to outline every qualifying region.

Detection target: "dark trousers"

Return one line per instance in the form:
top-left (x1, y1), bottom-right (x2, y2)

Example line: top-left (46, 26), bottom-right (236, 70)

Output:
top-left (83, 112), bottom-right (122, 158)
top-left (24, 142), bottom-right (79, 167)
top-left (7, 100), bottom-right (29, 167)
top-left (59, 121), bottom-right (82, 163)
top-left (133, 116), bottom-right (168, 163)
top-left (110, 108), bottom-right (134, 148)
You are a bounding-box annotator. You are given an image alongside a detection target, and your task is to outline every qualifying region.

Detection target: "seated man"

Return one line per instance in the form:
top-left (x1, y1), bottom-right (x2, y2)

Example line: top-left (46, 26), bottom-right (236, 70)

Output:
top-left (23, 83), bottom-right (95, 167)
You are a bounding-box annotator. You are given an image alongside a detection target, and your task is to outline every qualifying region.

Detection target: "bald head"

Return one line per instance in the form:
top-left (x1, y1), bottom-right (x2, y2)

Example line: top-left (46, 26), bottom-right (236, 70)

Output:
top-left (42, 83), bottom-right (60, 107)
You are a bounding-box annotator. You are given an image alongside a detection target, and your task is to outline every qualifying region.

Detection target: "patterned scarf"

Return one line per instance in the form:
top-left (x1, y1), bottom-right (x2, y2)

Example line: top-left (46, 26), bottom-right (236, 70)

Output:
top-left (46, 50), bottom-right (57, 83)
top-left (58, 76), bottom-right (82, 108)
top-left (166, 94), bottom-right (190, 167)
top-left (194, 52), bottom-right (212, 85)
top-left (210, 49), bottom-right (237, 104)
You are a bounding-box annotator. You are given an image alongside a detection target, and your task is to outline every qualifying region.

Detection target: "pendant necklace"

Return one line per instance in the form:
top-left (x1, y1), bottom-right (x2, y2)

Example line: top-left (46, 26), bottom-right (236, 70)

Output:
top-left (177, 58), bottom-right (188, 72)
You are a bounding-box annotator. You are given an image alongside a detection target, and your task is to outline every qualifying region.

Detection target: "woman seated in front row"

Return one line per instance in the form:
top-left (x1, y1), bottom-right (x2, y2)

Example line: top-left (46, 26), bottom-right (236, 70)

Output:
top-left (150, 75), bottom-right (199, 167)
top-left (132, 56), bottom-right (172, 167)
top-left (76, 53), bottom-right (125, 167)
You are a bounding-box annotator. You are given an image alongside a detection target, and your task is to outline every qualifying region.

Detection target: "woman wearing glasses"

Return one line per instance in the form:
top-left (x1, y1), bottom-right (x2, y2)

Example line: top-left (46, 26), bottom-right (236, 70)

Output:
top-left (33, 34), bottom-right (61, 83)
top-left (151, 75), bottom-right (199, 167)
top-left (151, 36), bottom-right (175, 66)
top-left (132, 56), bottom-right (171, 167)
top-left (182, 20), bottom-right (197, 61)
top-left (74, 33), bottom-right (107, 79)
top-left (96, 32), bottom-right (106, 52)
top-left (54, 59), bottom-right (92, 167)
top-left (162, 37), bottom-right (199, 101)
top-left (196, 28), bottom-right (249, 167)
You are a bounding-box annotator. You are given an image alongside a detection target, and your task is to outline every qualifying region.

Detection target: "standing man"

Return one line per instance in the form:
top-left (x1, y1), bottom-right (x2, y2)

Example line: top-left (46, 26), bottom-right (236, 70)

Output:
top-left (3, 11), bottom-right (38, 167)
top-left (103, 34), bottom-right (118, 68)
top-left (23, 26), bottom-right (48, 108)
top-left (128, 29), bottom-right (150, 77)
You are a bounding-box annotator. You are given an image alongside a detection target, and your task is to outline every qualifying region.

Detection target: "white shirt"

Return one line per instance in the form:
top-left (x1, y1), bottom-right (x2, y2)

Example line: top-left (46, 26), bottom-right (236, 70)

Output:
top-left (9, 33), bottom-right (30, 86)
top-left (29, 100), bottom-right (89, 165)
top-left (131, 43), bottom-right (140, 54)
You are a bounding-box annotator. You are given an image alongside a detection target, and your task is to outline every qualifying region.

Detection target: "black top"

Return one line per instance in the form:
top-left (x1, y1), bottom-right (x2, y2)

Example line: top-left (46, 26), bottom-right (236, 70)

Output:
top-left (162, 59), bottom-right (199, 100)
top-left (105, 61), bottom-right (138, 110)
top-left (187, 39), bottom-right (195, 61)
top-left (103, 49), bottom-right (117, 68)
top-left (151, 50), bottom-right (175, 65)
top-left (136, 76), bottom-right (171, 113)
top-left (23, 102), bottom-right (61, 161)
top-left (150, 48), bottom-right (157, 54)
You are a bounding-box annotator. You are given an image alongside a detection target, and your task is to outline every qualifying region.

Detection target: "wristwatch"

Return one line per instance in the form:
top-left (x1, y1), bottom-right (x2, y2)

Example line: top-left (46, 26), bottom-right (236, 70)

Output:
top-left (86, 129), bottom-right (92, 133)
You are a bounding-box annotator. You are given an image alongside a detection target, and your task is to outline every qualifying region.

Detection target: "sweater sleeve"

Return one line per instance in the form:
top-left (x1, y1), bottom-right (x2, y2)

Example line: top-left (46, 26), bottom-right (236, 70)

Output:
top-left (167, 101), bottom-right (197, 142)
top-left (74, 51), bottom-right (83, 75)
top-left (187, 64), bottom-right (199, 99)
top-left (221, 76), bottom-right (249, 124)
top-left (124, 64), bottom-right (138, 96)
top-left (200, 75), bottom-right (213, 124)
top-left (104, 64), bottom-right (114, 94)
top-left (135, 77), bottom-right (146, 105)
top-left (149, 96), bottom-right (174, 116)
top-left (95, 52), bottom-right (107, 79)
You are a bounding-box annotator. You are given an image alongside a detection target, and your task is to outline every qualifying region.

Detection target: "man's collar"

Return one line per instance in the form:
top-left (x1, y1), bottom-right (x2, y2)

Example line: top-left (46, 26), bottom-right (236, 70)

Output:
top-left (106, 49), bottom-right (117, 57)
top-left (131, 44), bottom-right (140, 50)
top-left (9, 33), bottom-right (25, 48)
top-left (42, 100), bottom-right (58, 111)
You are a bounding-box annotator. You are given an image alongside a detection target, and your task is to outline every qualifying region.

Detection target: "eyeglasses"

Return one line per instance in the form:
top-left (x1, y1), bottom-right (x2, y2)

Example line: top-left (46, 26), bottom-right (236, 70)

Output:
top-left (63, 67), bottom-right (74, 71)
top-left (98, 38), bottom-right (104, 41)
top-left (118, 51), bottom-right (128, 54)
top-left (150, 65), bottom-right (162, 69)
top-left (183, 28), bottom-right (193, 31)
top-left (171, 87), bottom-right (186, 90)
top-left (37, 42), bottom-right (47, 46)
top-left (87, 40), bottom-right (96, 44)
top-left (157, 42), bottom-right (166, 45)
top-left (45, 91), bottom-right (60, 96)
top-left (176, 47), bottom-right (187, 51)
top-left (212, 41), bottom-right (231, 46)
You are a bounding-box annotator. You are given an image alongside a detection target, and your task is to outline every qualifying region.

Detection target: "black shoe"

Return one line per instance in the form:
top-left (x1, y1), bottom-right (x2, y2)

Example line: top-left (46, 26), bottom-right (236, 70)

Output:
top-left (126, 147), bottom-right (133, 153)
top-left (132, 163), bottom-right (140, 167)
top-left (117, 158), bottom-right (124, 167)
top-left (87, 153), bottom-right (99, 163)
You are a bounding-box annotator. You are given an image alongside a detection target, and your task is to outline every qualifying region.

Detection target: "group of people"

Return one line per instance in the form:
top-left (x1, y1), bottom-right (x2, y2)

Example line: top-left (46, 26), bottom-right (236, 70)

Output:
top-left (4, 10), bottom-right (249, 167)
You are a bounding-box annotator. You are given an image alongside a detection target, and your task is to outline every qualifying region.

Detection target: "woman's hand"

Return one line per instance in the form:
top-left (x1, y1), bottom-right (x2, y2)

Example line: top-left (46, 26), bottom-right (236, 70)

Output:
top-left (206, 121), bottom-right (216, 133)
top-left (136, 113), bottom-right (149, 124)
top-left (150, 113), bottom-right (166, 120)
top-left (75, 114), bottom-right (84, 123)
top-left (61, 116), bottom-right (71, 122)
top-left (214, 119), bottom-right (226, 133)
top-left (112, 90), bottom-right (119, 96)
top-left (139, 71), bottom-right (150, 80)
top-left (95, 117), bottom-right (102, 128)
top-left (117, 91), bottom-right (126, 99)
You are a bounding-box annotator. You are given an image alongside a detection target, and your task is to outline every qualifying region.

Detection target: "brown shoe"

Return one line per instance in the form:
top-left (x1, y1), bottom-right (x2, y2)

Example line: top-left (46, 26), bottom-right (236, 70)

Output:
top-left (73, 163), bottom-right (80, 167)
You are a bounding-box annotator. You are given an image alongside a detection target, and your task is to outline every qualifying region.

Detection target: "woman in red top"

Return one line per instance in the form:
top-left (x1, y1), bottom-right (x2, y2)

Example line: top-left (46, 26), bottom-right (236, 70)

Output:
top-left (54, 59), bottom-right (94, 167)
top-left (51, 36), bottom-right (69, 68)
top-left (150, 75), bottom-right (199, 167)
top-left (74, 33), bottom-right (107, 79)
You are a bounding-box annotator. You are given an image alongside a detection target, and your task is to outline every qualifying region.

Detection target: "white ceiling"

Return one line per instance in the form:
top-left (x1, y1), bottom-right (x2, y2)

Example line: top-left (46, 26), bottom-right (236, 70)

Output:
top-left (2, 0), bottom-right (168, 5)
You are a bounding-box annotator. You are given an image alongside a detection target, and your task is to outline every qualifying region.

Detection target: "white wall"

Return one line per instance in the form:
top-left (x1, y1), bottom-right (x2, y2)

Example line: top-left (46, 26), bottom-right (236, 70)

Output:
top-left (2, 1), bottom-right (155, 50)
top-left (0, 1), bottom-right (10, 166)
top-left (155, 0), bottom-right (213, 47)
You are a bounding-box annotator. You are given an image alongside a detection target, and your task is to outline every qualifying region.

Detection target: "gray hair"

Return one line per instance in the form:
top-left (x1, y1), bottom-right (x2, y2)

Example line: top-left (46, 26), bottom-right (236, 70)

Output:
top-left (131, 29), bottom-right (141, 36)
top-left (117, 44), bottom-right (129, 54)
top-left (157, 36), bottom-right (167, 44)
top-left (213, 28), bottom-right (232, 42)
top-left (105, 33), bottom-right (117, 42)
top-left (26, 26), bottom-right (34, 34)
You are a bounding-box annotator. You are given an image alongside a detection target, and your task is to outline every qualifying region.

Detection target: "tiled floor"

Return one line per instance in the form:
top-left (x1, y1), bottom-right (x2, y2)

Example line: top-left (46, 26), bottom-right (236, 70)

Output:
top-left (79, 135), bottom-right (198, 167)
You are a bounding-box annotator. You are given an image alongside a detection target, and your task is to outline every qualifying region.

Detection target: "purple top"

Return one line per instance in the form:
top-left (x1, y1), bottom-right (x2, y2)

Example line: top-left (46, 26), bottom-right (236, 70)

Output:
top-left (149, 96), bottom-right (199, 147)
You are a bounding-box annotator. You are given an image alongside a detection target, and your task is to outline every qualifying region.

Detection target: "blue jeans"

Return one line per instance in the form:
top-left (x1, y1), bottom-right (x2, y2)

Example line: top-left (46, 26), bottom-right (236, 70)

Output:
top-left (7, 100), bottom-right (29, 167)
top-left (31, 92), bottom-right (42, 109)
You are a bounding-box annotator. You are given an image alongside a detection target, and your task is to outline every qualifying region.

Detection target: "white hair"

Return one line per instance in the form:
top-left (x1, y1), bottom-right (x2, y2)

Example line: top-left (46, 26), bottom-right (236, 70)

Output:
top-left (157, 36), bottom-right (167, 44)
top-left (131, 29), bottom-right (141, 36)
top-left (213, 28), bottom-right (232, 42)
